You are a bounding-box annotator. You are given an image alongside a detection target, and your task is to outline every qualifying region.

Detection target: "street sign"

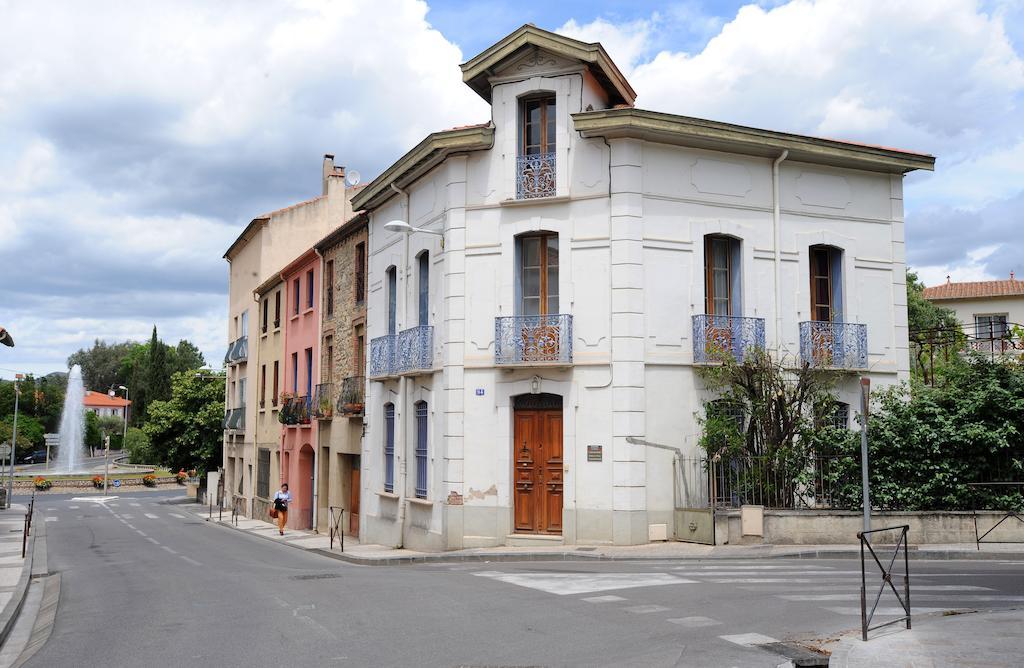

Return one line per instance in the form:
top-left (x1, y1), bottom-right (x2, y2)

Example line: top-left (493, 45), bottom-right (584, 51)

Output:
top-left (0, 444), bottom-right (10, 457)
top-left (113, 480), bottom-right (121, 488)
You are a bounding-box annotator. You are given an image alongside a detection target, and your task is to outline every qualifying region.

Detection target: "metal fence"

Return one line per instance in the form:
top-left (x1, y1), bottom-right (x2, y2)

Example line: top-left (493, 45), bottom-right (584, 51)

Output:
top-left (799, 321), bottom-right (868, 369)
top-left (495, 314), bottom-right (573, 365)
top-left (691, 314), bottom-right (765, 364)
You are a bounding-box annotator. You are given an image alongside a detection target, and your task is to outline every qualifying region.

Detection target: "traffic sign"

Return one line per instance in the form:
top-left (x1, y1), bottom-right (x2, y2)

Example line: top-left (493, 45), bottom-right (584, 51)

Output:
top-left (0, 443), bottom-right (10, 457)
top-left (113, 480), bottom-right (121, 488)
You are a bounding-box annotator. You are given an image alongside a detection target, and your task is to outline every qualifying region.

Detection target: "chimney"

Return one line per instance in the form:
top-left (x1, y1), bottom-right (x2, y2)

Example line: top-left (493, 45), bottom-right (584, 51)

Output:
top-left (322, 154), bottom-right (345, 195)
top-left (946, 275), bottom-right (951, 284)
top-left (1012, 270), bottom-right (1016, 281)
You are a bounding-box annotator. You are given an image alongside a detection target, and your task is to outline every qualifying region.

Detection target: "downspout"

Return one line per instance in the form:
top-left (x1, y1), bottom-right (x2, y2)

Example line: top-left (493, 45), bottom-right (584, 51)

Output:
top-left (391, 182), bottom-right (411, 548)
top-left (250, 287), bottom-right (261, 518)
top-left (311, 247), bottom-right (326, 533)
top-left (772, 150), bottom-right (789, 352)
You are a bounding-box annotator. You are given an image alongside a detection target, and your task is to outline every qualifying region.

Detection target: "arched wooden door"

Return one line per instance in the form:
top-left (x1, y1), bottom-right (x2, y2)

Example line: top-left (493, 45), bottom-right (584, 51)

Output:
top-left (513, 394), bottom-right (563, 534)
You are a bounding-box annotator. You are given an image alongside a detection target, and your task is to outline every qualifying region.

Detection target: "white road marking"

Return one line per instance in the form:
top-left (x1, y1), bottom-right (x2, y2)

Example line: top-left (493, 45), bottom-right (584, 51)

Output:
top-left (130, 503), bottom-right (141, 507)
top-left (124, 524), bottom-right (136, 530)
top-left (145, 537), bottom-right (159, 545)
top-left (46, 508), bottom-right (56, 511)
top-left (471, 571), bottom-right (697, 596)
top-left (161, 546), bottom-right (177, 554)
top-left (581, 595), bottom-right (627, 603)
top-left (667, 616), bottom-right (721, 628)
top-left (144, 513), bottom-right (159, 519)
top-left (44, 517), bottom-right (57, 522)
top-left (169, 513), bottom-right (184, 519)
top-left (180, 556), bottom-right (202, 567)
top-left (623, 605), bottom-right (671, 614)
top-left (825, 606), bottom-right (946, 616)
top-left (71, 496), bottom-right (119, 503)
top-left (135, 530), bottom-right (147, 537)
top-left (719, 633), bottom-right (780, 647)
top-left (68, 505), bottom-right (79, 509)
top-left (120, 514), bottom-right (133, 520)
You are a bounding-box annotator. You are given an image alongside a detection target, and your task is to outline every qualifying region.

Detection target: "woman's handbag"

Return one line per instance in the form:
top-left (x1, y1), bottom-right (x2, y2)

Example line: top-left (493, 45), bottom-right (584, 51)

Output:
top-left (269, 508), bottom-right (278, 519)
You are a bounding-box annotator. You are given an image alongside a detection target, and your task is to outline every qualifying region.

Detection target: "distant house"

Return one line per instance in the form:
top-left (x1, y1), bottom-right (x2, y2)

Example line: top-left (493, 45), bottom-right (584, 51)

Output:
top-left (83, 391), bottom-right (131, 420)
top-left (923, 273), bottom-right (1024, 353)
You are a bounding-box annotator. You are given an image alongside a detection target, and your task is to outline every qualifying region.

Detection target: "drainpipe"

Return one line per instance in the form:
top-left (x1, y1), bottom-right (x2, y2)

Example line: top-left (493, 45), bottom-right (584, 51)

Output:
top-left (390, 182), bottom-right (410, 548)
top-left (311, 247), bottom-right (326, 533)
top-left (772, 150), bottom-right (789, 352)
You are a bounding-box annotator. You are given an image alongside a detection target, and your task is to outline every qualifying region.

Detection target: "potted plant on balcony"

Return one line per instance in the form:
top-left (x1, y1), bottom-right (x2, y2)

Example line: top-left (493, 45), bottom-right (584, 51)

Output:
top-left (318, 394), bottom-right (333, 419)
top-left (278, 392), bottom-right (297, 425)
top-left (338, 384), bottom-right (363, 416)
top-left (298, 398), bottom-right (311, 425)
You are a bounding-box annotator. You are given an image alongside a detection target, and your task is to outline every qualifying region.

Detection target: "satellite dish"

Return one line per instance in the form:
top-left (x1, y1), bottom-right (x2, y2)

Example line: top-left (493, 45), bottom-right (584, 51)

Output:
top-left (345, 170), bottom-right (361, 187)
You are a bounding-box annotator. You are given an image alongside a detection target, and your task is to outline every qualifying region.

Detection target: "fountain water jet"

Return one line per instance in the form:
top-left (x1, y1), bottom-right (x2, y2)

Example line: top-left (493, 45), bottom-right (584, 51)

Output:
top-left (56, 365), bottom-right (87, 473)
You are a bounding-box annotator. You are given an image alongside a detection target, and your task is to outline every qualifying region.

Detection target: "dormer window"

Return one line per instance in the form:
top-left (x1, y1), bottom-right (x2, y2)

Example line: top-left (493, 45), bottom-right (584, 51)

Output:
top-left (517, 95), bottom-right (556, 199)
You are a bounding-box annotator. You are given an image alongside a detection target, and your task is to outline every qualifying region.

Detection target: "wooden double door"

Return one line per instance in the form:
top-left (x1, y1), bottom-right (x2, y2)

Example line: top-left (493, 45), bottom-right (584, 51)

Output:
top-left (513, 397), bottom-right (563, 534)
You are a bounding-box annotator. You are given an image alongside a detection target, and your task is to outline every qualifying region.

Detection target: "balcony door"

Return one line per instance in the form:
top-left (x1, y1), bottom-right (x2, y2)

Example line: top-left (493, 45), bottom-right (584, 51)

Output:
top-left (517, 234), bottom-right (560, 361)
top-left (703, 235), bottom-right (741, 356)
top-left (518, 96), bottom-right (556, 199)
top-left (808, 245), bottom-right (845, 364)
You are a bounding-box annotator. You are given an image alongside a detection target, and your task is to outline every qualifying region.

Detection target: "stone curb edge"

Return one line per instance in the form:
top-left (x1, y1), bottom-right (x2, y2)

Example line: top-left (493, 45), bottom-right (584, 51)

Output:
top-left (193, 509), bottom-right (1024, 566)
top-left (0, 510), bottom-right (38, 650)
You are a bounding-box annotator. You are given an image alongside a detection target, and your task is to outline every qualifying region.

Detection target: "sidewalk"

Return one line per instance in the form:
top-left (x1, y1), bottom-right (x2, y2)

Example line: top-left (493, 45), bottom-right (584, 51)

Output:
top-left (0, 504), bottom-right (36, 650)
top-left (190, 503), bottom-right (1024, 565)
top-left (828, 607), bottom-right (1024, 667)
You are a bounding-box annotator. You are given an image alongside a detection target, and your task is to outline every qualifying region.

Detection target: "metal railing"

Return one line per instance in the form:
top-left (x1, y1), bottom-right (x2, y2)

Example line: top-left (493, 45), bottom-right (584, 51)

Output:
top-left (231, 494), bottom-right (246, 526)
top-left (313, 383), bottom-right (333, 419)
top-left (679, 454), bottom-right (851, 510)
top-left (279, 395), bottom-right (311, 426)
top-left (495, 314), bottom-right (573, 365)
top-left (369, 334), bottom-right (396, 378)
top-left (329, 506), bottom-right (345, 551)
top-left (224, 335), bottom-right (248, 365)
top-left (968, 482), bottom-right (1024, 548)
top-left (23, 492), bottom-right (35, 558)
top-left (396, 325), bottom-right (433, 374)
top-left (692, 314), bottom-right (766, 364)
top-left (858, 525), bottom-right (911, 641)
top-left (516, 151), bottom-right (556, 199)
top-left (337, 376), bottom-right (365, 416)
top-left (799, 321), bottom-right (868, 369)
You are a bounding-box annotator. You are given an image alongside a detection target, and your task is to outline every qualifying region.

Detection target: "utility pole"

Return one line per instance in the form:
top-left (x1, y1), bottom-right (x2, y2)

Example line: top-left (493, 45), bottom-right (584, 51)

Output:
top-left (859, 377), bottom-right (871, 534)
top-left (8, 375), bottom-right (21, 509)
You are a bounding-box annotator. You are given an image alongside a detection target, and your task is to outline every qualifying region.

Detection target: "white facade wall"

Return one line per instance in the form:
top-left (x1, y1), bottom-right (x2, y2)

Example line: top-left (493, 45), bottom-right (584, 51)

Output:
top-left (362, 57), bottom-right (912, 549)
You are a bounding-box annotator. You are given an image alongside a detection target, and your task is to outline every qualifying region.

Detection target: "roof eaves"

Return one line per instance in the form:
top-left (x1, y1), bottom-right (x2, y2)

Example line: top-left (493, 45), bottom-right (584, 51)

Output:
top-left (572, 108), bottom-right (935, 174)
top-left (223, 216), bottom-right (269, 260)
top-left (351, 124), bottom-right (495, 212)
top-left (314, 211), bottom-right (369, 253)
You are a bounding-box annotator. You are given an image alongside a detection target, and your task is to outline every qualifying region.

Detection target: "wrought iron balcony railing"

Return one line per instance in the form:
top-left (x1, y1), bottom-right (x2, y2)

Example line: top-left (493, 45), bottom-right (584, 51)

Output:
top-left (222, 408), bottom-right (234, 429)
top-left (369, 334), bottom-right (396, 378)
top-left (397, 326), bottom-right (434, 374)
top-left (313, 383), bottom-right (333, 419)
top-left (799, 321), bottom-right (868, 369)
top-left (337, 376), bottom-right (365, 416)
top-left (278, 395), bottom-right (311, 426)
top-left (692, 314), bottom-right (766, 364)
top-left (495, 314), bottom-right (573, 365)
top-left (224, 336), bottom-right (248, 365)
top-left (223, 407), bottom-right (245, 430)
top-left (516, 152), bottom-right (556, 199)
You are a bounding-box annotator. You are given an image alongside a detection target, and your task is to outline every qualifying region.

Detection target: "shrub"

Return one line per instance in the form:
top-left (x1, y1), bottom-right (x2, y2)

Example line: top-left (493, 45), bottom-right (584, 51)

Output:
top-left (142, 474), bottom-right (157, 487)
top-left (33, 476), bottom-right (52, 491)
top-left (92, 475), bottom-right (104, 489)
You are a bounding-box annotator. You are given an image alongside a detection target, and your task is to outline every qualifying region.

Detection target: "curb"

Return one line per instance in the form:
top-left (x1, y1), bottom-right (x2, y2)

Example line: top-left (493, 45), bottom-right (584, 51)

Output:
top-left (192, 508), bottom-right (1024, 566)
top-left (0, 510), bottom-right (37, 649)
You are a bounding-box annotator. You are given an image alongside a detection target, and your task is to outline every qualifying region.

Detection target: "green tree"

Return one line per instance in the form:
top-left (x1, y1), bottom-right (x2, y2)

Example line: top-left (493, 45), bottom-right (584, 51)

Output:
top-left (907, 270), bottom-right (959, 334)
top-left (97, 415), bottom-right (124, 449)
top-left (0, 415), bottom-right (44, 457)
top-left (170, 340), bottom-right (205, 373)
top-left (84, 411), bottom-right (102, 453)
top-left (907, 269), bottom-right (964, 384)
top-left (123, 427), bottom-right (155, 465)
top-left (67, 340), bottom-right (135, 391)
top-left (143, 371), bottom-right (224, 472)
top-left (145, 327), bottom-right (171, 406)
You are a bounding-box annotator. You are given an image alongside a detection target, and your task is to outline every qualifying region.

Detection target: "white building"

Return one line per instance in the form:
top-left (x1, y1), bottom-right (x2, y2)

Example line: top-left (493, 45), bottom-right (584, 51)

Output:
top-left (351, 25), bottom-right (934, 550)
top-left (923, 273), bottom-right (1024, 354)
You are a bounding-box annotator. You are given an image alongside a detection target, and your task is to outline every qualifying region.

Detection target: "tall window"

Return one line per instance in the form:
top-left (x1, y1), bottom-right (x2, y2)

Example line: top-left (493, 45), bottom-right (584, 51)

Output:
top-left (384, 403), bottom-right (395, 493)
top-left (518, 234), bottom-right (558, 315)
top-left (256, 448), bottom-right (271, 499)
top-left (293, 278), bottom-right (300, 315)
top-left (810, 245), bottom-right (844, 322)
top-left (261, 298), bottom-right (268, 334)
top-left (238, 377), bottom-right (246, 407)
top-left (306, 269), bottom-right (315, 309)
top-left (274, 290), bottom-right (281, 327)
top-left (522, 96), bottom-right (555, 157)
top-left (975, 314), bottom-right (1008, 338)
top-left (415, 401), bottom-right (428, 499)
top-left (304, 347), bottom-right (313, 397)
top-left (325, 337), bottom-right (334, 384)
top-left (354, 326), bottom-right (365, 377)
top-left (291, 352), bottom-right (298, 392)
top-left (239, 310), bottom-right (248, 337)
top-left (272, 361), bottom-right (279, 407)
top-left (386, 266), bottom-right (397, 335)
top-left (325, 260), bottom-right (334, 317)
top-left (260, 364), bottom-right (266, 408)
top-left (418, 252), bottom-right (429, 327)
top-left (705, 235), bottom-right (741, 316)
top-left (355, 242), bottom-right (366, 303)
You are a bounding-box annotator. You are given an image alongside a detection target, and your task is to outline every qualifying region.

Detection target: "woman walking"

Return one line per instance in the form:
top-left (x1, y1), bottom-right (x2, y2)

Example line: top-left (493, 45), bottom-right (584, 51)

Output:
top-left (273, 483), bottom-right (292, 535)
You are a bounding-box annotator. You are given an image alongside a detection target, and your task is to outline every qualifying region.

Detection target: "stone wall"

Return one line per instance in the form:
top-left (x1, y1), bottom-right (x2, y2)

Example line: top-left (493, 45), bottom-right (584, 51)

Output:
top-left (321, 223), bottom-right (368, 393)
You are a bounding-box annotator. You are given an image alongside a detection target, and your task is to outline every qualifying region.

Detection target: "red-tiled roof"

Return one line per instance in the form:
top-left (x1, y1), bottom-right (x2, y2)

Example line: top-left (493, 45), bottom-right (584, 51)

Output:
top-left (923, 278), bottom-right (1024, 300)
top-left (83, 391), bottom-right (131, 408)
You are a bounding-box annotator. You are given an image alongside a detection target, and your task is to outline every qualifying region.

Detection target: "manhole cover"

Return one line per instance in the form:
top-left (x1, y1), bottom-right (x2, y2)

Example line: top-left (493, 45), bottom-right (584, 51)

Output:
top-left (290, 573), bottom-right (342, 581)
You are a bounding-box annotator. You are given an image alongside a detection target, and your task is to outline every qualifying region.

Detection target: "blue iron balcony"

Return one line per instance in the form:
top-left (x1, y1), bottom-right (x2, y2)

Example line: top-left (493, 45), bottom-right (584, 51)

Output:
top-left (396, 326), bottom-right (434, 374)
top-left (799, 321), bottom-right (868, 369)
top-left (692, 314), bottom-right (766, 364)
top-left (369, 334), bottom-right (396, 378)
top-left (495, 314), bottom-right (573, 365)
top-left (516, 152), bottom-right (556, 199)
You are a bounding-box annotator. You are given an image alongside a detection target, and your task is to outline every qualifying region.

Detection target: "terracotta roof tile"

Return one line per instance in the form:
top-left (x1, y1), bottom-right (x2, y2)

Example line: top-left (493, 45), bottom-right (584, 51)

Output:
top-left (923, 279), bottom-right (1024, 300)
top-left (83, 390), bottom-right (131, 408)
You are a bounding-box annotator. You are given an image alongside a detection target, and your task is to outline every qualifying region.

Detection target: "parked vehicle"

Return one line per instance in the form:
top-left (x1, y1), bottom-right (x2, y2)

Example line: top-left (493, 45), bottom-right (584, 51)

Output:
top-left (18, 450), bottom-right (48, 465)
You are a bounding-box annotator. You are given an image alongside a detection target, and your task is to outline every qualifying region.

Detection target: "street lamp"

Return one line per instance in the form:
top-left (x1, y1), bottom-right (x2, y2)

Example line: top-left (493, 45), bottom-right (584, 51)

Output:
top-left (384, 220), bottom-right (445, 248)
top-left (0, 327), bottom-right (13, 347)
top-left (106, 385), bottom-right (129, 495)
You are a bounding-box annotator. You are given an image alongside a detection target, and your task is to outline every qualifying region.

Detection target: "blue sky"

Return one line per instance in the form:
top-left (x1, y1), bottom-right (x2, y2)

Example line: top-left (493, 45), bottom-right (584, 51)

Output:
top-left (1, 0), bottom-right (1022, 378)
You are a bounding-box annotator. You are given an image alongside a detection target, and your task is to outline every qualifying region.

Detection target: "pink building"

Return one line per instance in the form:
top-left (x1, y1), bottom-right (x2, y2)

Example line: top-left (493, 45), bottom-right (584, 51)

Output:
top-left (279, 248), bottom-right (320, 529)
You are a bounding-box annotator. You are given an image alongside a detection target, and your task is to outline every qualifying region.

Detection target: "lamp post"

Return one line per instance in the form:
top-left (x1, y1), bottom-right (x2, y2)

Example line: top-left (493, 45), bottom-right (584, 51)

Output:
top-left (7, 375), bottom-right (21, 509)
top-left (106, 385), bottom-right (128, 495)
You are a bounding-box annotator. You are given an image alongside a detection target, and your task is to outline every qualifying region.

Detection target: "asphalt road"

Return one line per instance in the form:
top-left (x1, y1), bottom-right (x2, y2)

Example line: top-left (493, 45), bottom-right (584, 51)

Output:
top-left (18, 491), bottom-right (1024, 667)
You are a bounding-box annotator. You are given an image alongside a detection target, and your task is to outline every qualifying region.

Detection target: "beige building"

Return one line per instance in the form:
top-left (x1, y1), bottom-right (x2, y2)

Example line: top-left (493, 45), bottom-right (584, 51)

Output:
top-left (251, 274), bottom-right (285, 517)
top-left (222, 155), bottom-right (358, 515)
top-left (923, 273), bottom-right (1024, 353)
top-left (312, 212), bottom-right (368, 536)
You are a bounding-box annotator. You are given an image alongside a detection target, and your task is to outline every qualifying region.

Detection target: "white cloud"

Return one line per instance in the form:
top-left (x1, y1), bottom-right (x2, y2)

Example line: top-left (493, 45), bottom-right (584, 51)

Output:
top-left (558, 17), bottom-right (654, 72)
